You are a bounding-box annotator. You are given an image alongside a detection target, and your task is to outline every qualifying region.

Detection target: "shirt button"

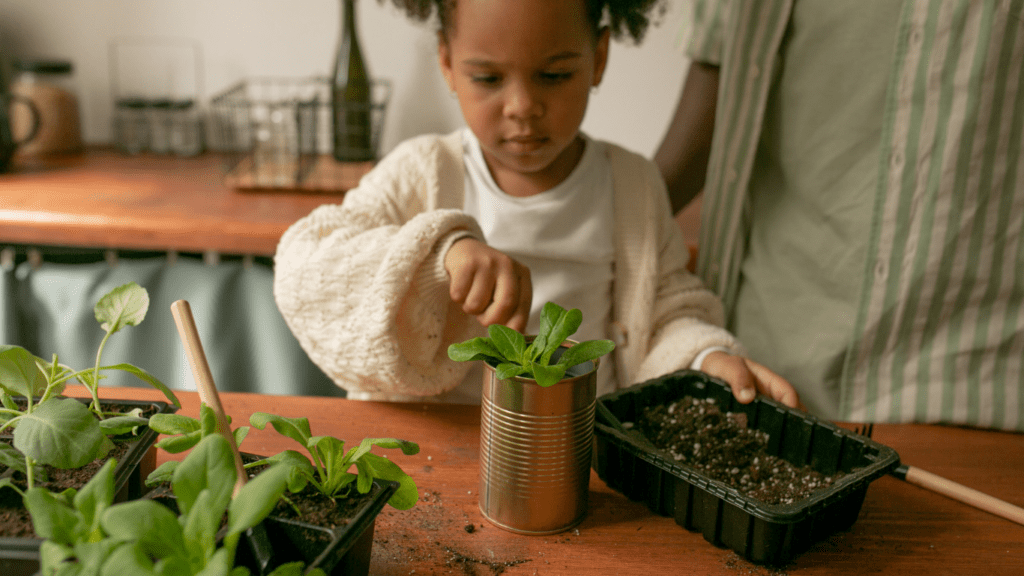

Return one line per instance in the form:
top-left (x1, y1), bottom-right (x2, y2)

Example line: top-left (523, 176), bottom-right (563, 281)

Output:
top-left (875, 259), bottom-right (888, 280)
top-left (891, 151), bottom-right (904, 170)
top-left (909, 27), bottom-right (923, 45)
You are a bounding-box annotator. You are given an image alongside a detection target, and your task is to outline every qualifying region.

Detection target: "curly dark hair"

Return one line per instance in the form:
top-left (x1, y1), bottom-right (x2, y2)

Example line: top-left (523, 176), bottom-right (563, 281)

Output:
top-left (380, 0), bottom-right (665, 44)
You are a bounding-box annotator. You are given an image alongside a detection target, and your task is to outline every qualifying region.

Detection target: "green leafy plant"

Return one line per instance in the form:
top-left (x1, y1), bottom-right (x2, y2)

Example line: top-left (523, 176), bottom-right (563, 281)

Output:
top-left (142, 404), bottom-right (250, 484)
top-left (447, 301), bottom-right (615, 387)
top-left (0, 282), bottom-right (179, 491)
top-left (248, 412), bottom-right (420, 510)
top-left (25, 435), bottom-right (320, 576)
top-left (144, 407), bottom-right (420, 512)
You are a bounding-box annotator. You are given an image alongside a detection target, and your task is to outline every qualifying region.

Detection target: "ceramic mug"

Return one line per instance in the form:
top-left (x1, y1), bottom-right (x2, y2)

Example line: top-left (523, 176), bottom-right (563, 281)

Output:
top-left (0, 92), bottom-right (40, 172)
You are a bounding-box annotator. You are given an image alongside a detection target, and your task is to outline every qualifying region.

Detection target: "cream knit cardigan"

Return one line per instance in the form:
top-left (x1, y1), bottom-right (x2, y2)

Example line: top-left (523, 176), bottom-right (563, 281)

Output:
top-left (274, 131), bottom-right (741, 399)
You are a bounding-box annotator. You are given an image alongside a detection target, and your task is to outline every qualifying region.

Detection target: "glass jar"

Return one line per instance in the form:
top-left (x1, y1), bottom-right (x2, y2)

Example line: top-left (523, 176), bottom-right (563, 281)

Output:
top-left (114, 97), bottom-right (150, 155)
top-left (9, 59), bottom-right (83, 157)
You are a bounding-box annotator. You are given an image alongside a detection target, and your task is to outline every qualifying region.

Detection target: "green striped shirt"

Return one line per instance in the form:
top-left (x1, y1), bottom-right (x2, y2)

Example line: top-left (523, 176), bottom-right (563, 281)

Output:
top-left (688, 0), bottom-right (1024, 430)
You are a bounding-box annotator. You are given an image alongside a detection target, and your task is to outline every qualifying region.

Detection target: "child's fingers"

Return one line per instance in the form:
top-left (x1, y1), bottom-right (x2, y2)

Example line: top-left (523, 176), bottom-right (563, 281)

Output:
top-left (502, 264), bottom-right (532, 333)
top-left (478, 263), bottom-right (520, 326)
top-left (462, 265), bottom-right (497, 315)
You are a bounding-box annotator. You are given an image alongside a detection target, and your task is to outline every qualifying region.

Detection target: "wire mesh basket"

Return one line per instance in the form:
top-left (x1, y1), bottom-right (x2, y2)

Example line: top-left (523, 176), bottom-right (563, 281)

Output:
top-left (208, 77), bottom-right (390, 191)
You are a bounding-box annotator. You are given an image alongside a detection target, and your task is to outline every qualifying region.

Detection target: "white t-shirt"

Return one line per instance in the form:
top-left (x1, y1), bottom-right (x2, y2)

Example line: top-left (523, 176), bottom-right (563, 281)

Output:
top-left (448, 128), bottom-right (617, 401)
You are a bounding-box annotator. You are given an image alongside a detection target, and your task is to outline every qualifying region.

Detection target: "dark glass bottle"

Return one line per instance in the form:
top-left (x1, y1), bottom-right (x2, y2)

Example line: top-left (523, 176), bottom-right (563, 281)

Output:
top-left (332, 0), bottom-right (374, 161)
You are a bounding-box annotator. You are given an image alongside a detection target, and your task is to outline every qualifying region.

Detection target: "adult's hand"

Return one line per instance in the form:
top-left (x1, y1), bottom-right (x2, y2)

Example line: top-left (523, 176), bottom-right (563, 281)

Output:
top-left (700, 351), bottom-right (804, 410)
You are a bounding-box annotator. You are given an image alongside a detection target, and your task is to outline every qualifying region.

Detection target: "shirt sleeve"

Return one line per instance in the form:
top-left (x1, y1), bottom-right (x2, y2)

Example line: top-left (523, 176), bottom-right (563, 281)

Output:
top-left (272, 137), bottom-right (486, 398)
top-left (685, 0), bottom-right (728, 65)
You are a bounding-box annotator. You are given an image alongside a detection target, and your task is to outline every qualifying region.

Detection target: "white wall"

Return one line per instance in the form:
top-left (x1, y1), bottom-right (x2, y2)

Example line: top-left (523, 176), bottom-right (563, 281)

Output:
top-left (0, 0), bottom-right (690, 158)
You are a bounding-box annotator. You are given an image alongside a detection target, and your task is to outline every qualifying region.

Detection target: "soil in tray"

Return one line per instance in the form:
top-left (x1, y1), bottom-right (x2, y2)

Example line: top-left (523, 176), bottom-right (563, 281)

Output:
top-left (633, 396), bottom-right (844, 505)
top-left (0, 441), bottom-right (133, 538)
top-left (0, 399), bottom-right (161, 538)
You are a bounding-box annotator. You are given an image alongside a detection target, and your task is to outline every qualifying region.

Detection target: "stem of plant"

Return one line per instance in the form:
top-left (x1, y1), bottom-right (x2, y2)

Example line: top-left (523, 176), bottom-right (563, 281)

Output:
top-left (90, 328), bottom-right (114, 413)
top-left (0, 416), bottom-right (21, 434)
top-left (25, 455), bottom-right (36, 490)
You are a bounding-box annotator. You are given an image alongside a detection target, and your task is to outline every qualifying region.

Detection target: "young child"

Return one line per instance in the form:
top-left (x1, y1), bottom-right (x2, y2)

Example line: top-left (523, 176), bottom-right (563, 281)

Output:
top-left (274, 0), bottom-right (799, 407)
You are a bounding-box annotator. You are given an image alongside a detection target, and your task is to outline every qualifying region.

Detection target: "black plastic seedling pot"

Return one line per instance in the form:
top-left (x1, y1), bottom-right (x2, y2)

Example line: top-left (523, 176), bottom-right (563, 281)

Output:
top-left (0, 397), bottom-right (177, 576)
top-left (593, 370), bottom-right (900, 565)
top-left (233, 455), bottom-right (399, 576)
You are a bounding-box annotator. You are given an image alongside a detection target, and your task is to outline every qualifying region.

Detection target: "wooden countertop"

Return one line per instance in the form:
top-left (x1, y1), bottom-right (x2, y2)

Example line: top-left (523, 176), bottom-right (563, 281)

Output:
top-left (90, 386), bottom-right (1024, 576)
top-left (0, 150), bottom-right (362, 256)
top-left (0, 149), bottom-right (705, 259)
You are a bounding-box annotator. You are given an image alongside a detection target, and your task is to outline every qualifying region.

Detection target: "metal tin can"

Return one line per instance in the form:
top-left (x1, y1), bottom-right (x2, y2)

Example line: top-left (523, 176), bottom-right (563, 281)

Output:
top-left (479, 344), bottom-right (598, 534)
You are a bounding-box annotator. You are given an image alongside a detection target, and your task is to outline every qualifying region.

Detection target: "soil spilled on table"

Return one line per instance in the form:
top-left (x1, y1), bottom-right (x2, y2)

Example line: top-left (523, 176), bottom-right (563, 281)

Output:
top-left (634, 396), bottom-right (842, 505)
top-left (371, 489), bottom-right (532, 575)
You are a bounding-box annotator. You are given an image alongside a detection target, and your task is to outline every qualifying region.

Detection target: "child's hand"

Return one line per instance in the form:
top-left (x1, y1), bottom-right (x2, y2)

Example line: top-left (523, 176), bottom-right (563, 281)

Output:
top-left (700, 351), bottom-right (804, 410)
top-left (444, 238), bottom-right (532, 332)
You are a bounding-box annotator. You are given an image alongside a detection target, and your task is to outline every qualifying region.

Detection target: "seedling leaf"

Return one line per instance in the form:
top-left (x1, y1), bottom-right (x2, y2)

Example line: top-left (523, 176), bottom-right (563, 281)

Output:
top-left (14, 398), bottom-right (113, 468)
top-left (488, 324), bottom-right (526, 364)
top-left (0, 345), bottom-right (48, 398)
top-left (94, 281), bottom-right (149, 334)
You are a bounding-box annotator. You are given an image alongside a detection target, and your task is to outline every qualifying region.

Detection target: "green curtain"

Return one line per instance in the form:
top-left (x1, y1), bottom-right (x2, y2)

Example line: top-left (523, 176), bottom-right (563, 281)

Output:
top-left (1, 250), bottom-right (340, 398)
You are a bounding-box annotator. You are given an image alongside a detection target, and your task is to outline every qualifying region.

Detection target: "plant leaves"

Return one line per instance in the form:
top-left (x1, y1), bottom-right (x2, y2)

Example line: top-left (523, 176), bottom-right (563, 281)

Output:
top-left (154, 430), bottom-right (203, 454)
top-left (38, 540), bottom-right (75, 575)
top-left (530, 301), bottom-right (564, 362)
top-left (144, 460), bottom-right (178, 487)
top-left (148, 413), bottom-right (200, 436)
top-left (227, 461), bottom-right (292, 537)
top-left (540, 306), bottom-right (582, 365)
top-left (557, 339), bottom-right (615, 371)
top-left (311, 435), bottom-right (349, 496)
top-left (267, 562), bottom-right (316, 576)
top-left (531, 362), bottom-right (567, 388)
top-left (249, 412), bottom-right (313, 448)
top-left (24, 486), bottom-right (79, 544)
top-left (171, 435), bottom-right (235, 518)
top-left (495, 362), bottom-right (526, 381)
top-left (357, 452), bottom-right (419, 510)
top-left (181, 488), bottom-right (221, 563)
top-left (254, 449), bottom-right (316, 494)
top-left (94, 282), bottom-right (149, 335)
top-left (361, 438), bottom-right (420, 456)
top-left (14, 397), bottom-right (113, 468)
top-left (100, 363), bottom-right (180, 408)
top-left (99, 541), bottom-right (161, 576)
top-left (0, 344), bottom-right (48, 398)
top-left (446, 337), bottom-right (502, 363)
top-left (98, 415), bottom-right (149, 436)
top-left (488, 324), bottom-right (526, 364)
top-left (0, 442), bottom-right (27, 474)
top-left (73, 458), bottom-right (117, 543)
top-left (101, 500), bottom-right (185, 564)
top-left (233, 426), bottom-right (250, 448)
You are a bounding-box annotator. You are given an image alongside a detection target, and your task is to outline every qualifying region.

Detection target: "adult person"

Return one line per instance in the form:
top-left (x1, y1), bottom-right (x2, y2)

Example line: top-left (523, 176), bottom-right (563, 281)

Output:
top-left (655, 0), bottom-right (1024, 431)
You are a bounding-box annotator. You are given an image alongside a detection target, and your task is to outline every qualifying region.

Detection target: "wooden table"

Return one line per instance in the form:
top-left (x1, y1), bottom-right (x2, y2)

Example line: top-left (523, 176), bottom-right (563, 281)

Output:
top-left (0, 149), bottom-right (704, 259)
top-left (0, 150), bottom-right (359, 256)
top-left (97, 386), bottom-right (1024, 576)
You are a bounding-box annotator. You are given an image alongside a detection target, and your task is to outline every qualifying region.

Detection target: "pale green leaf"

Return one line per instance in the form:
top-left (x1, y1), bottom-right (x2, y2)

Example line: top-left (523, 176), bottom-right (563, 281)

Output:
top-left (94, 282), bottom-right (149, 334)
top-left (14, 397), bottom-right (112, 468)
top-left (0, 344), bottom-right (48, 398)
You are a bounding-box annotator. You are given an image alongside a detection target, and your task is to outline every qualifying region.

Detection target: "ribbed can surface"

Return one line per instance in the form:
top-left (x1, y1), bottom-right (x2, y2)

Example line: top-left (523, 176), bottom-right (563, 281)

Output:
top-left (479, 352), bottom-right (597, 535)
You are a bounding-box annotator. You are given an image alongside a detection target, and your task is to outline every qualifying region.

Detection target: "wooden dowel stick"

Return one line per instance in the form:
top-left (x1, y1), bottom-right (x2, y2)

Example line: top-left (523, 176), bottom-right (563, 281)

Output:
top-left (170, 299), bottom-right (247, 497)
top-left (903, 465), bottom-right (1024, 526)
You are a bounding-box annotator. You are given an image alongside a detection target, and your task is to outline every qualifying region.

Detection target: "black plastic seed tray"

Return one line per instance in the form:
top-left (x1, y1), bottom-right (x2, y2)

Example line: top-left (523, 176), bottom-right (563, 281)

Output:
top-left (593, 370), bottom-right (900, 565)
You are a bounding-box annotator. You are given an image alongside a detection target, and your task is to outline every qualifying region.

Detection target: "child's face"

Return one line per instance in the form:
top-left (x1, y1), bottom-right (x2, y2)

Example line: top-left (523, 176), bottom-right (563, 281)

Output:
top-left (438, 0), bottom-right (609, 195)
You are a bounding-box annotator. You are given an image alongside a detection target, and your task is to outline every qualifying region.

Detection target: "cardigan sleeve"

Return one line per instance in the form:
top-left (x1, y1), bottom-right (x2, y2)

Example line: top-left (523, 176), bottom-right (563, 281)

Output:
top-left (273, 136), bottom-right (485, 397)
top-left (618, 148), bottom-right (745, 384)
